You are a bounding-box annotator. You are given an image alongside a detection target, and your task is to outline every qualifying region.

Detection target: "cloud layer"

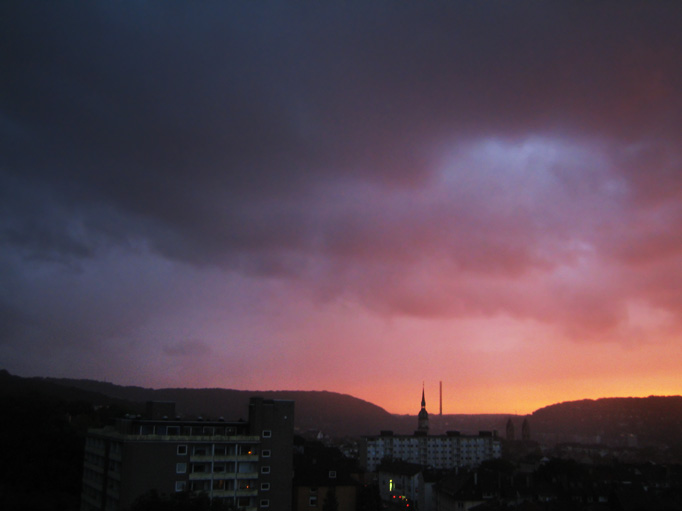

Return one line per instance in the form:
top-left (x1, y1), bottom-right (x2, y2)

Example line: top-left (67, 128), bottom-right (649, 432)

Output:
top-left (2, 2), bottom-right (682, 412)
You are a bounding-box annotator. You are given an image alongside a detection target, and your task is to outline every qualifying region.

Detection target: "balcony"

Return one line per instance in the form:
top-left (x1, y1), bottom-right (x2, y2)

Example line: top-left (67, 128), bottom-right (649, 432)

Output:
top-left (189, 471), bottom-right (258, 481)
top-left (211, 488), bottom-right (258, 498)
top-left (190, 453), bottom-right (258, 463)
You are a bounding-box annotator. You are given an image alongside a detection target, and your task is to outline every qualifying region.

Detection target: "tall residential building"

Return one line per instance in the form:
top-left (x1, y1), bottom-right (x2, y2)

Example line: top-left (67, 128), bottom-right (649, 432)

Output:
top-left (360, 390), bottom-right (501, 472)
top-left (81, 398), bottom-right (294, 511)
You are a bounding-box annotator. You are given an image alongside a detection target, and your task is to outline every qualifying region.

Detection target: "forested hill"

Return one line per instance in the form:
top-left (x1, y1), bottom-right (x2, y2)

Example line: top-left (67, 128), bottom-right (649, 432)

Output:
top-left (4, 370), bottom-right (682, 443)
top-left (531, 396), bottom-right (682, 446)
top-left (2, 371), bottom-right (398, 437)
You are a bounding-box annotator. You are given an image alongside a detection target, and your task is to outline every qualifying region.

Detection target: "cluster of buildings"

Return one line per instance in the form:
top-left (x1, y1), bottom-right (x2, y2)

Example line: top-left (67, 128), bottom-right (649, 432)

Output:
top-left (360, 389), bottom-right (503, 509)
top-left (80, 389), bottom-right (504, 511)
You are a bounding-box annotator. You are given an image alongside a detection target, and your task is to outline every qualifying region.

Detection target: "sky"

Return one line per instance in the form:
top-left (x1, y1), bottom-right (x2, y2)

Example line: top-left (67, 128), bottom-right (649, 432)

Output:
top-left (2, 2), bottom-right (682, 415)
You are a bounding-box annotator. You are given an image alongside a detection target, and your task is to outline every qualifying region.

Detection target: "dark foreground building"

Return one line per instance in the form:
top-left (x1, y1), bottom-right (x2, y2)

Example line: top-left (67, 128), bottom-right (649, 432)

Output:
top-left (81, 398), bottom-right (294, 511)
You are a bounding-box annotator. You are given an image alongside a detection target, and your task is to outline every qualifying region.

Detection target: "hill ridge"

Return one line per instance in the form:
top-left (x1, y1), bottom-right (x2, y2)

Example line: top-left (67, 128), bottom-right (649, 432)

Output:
top-left (3, 370), bottom-right (682, 443)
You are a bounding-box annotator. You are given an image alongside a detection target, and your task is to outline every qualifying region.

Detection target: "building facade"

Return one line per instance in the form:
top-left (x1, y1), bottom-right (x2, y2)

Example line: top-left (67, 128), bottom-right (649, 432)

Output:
top-left (361, 391), bottom-right (501, 473)
top-left (81, 398), bottom-right (294, 511)
top-left (361, 430), bottom-right (501, 472)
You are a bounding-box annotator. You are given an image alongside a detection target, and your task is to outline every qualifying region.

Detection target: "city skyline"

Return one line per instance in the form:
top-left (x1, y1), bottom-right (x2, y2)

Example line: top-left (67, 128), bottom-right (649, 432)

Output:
top-left (2, 2), bottom-right (682, 415)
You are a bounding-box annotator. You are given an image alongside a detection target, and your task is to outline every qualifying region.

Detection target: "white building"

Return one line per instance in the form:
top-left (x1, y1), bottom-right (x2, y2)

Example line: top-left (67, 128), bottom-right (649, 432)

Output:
top-left (360, 390), bottom-right (501, 472)
top-left (361, 430), bottom-right (501, 472)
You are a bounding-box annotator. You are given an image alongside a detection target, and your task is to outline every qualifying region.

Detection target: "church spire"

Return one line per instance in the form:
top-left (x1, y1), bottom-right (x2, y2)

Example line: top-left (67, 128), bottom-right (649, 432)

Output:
top-left (418, 384), bottom-right (429, 433)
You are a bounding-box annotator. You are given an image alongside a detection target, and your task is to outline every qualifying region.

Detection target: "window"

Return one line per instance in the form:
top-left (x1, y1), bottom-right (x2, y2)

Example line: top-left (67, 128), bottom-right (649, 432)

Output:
top-left (261, 466), bottom-right (271, 474)
top-left (175, 481), bottom-right (187, 492)
top-left (176, 463), bottom-right (187, 474)
top-left (177, 445), bottom-right (187, 455)
top-left (260, 482), bottom-right (270, 491)
top-left (329, 471), bottom-right (337, 479)
top-left (310, 487), bottom-right (318, 494)
top-left (309, 496), bottom-right (318, 507)
top-left (237, 444), bottom-right (254, 455)
top-left (262, 450), bottom-right (271, 458)
top-left (260, 500), bottom-right (270, 508)
top-left (262, 430), bottom-right (272, 438)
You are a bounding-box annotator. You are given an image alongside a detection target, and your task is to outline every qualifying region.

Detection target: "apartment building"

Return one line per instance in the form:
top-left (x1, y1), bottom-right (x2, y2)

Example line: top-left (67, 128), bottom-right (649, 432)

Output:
top-left (361, 430), bottom-right (501, 472)
top-left (81, 398), bottom-right (294, 511)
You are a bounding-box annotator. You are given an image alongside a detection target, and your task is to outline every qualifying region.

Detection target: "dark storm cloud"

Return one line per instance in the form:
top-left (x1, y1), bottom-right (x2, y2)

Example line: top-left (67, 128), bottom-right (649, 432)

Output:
top-left (2, 1), bottom-right (682, 338)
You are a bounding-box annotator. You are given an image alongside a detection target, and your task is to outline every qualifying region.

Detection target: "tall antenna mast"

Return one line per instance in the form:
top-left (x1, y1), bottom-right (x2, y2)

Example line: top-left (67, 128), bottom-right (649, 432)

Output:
top-left (439, 380), bottom-right (443, 416)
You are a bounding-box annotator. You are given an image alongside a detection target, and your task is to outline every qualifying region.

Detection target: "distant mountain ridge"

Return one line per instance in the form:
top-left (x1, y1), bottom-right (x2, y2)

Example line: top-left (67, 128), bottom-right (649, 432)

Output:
top-left (2, 370), bottom-right (682, 445)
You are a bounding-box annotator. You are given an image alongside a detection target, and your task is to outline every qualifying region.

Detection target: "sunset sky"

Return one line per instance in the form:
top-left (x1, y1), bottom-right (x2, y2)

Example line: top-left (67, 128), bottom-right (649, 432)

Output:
top-left (2, 2), bottom-right (682, 414)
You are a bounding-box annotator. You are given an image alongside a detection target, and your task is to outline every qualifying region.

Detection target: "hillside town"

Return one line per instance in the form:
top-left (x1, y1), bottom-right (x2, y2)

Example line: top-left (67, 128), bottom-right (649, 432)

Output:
top-left (77, 387), bottom-right (682, 511)
top-left (3, 371), bottom-right (682, 511)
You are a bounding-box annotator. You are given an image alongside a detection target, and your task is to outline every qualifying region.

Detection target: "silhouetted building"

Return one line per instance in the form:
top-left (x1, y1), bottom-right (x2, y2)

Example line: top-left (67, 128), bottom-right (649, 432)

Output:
top-left (521, 417), bottom-right (531, 441)
top-left (434, 466), bottom-right (516, 511)
top-left (506, 418), bottom-right (515, 441)
top-left (293, 466), bottom-right (360, 511)
top-left (292, 438), bottom-right (361, 511)
top-left (81, 398), bottom-right (294, 511)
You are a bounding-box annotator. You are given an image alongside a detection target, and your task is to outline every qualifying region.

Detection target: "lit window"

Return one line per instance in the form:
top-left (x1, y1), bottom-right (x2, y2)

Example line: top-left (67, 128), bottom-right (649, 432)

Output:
top-left (177, 445), bottom-right (187, 455)
top-left (176, 463), bottom-right (187, 474)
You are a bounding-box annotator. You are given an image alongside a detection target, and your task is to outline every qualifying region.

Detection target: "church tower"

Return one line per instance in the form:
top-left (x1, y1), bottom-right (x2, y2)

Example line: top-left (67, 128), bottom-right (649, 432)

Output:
top-left (521, 417), bottom-right (531, 441)
top-left (506, 418), bottom-right (515, 441)
top-left (418, 386), bottom-right (429, 433)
